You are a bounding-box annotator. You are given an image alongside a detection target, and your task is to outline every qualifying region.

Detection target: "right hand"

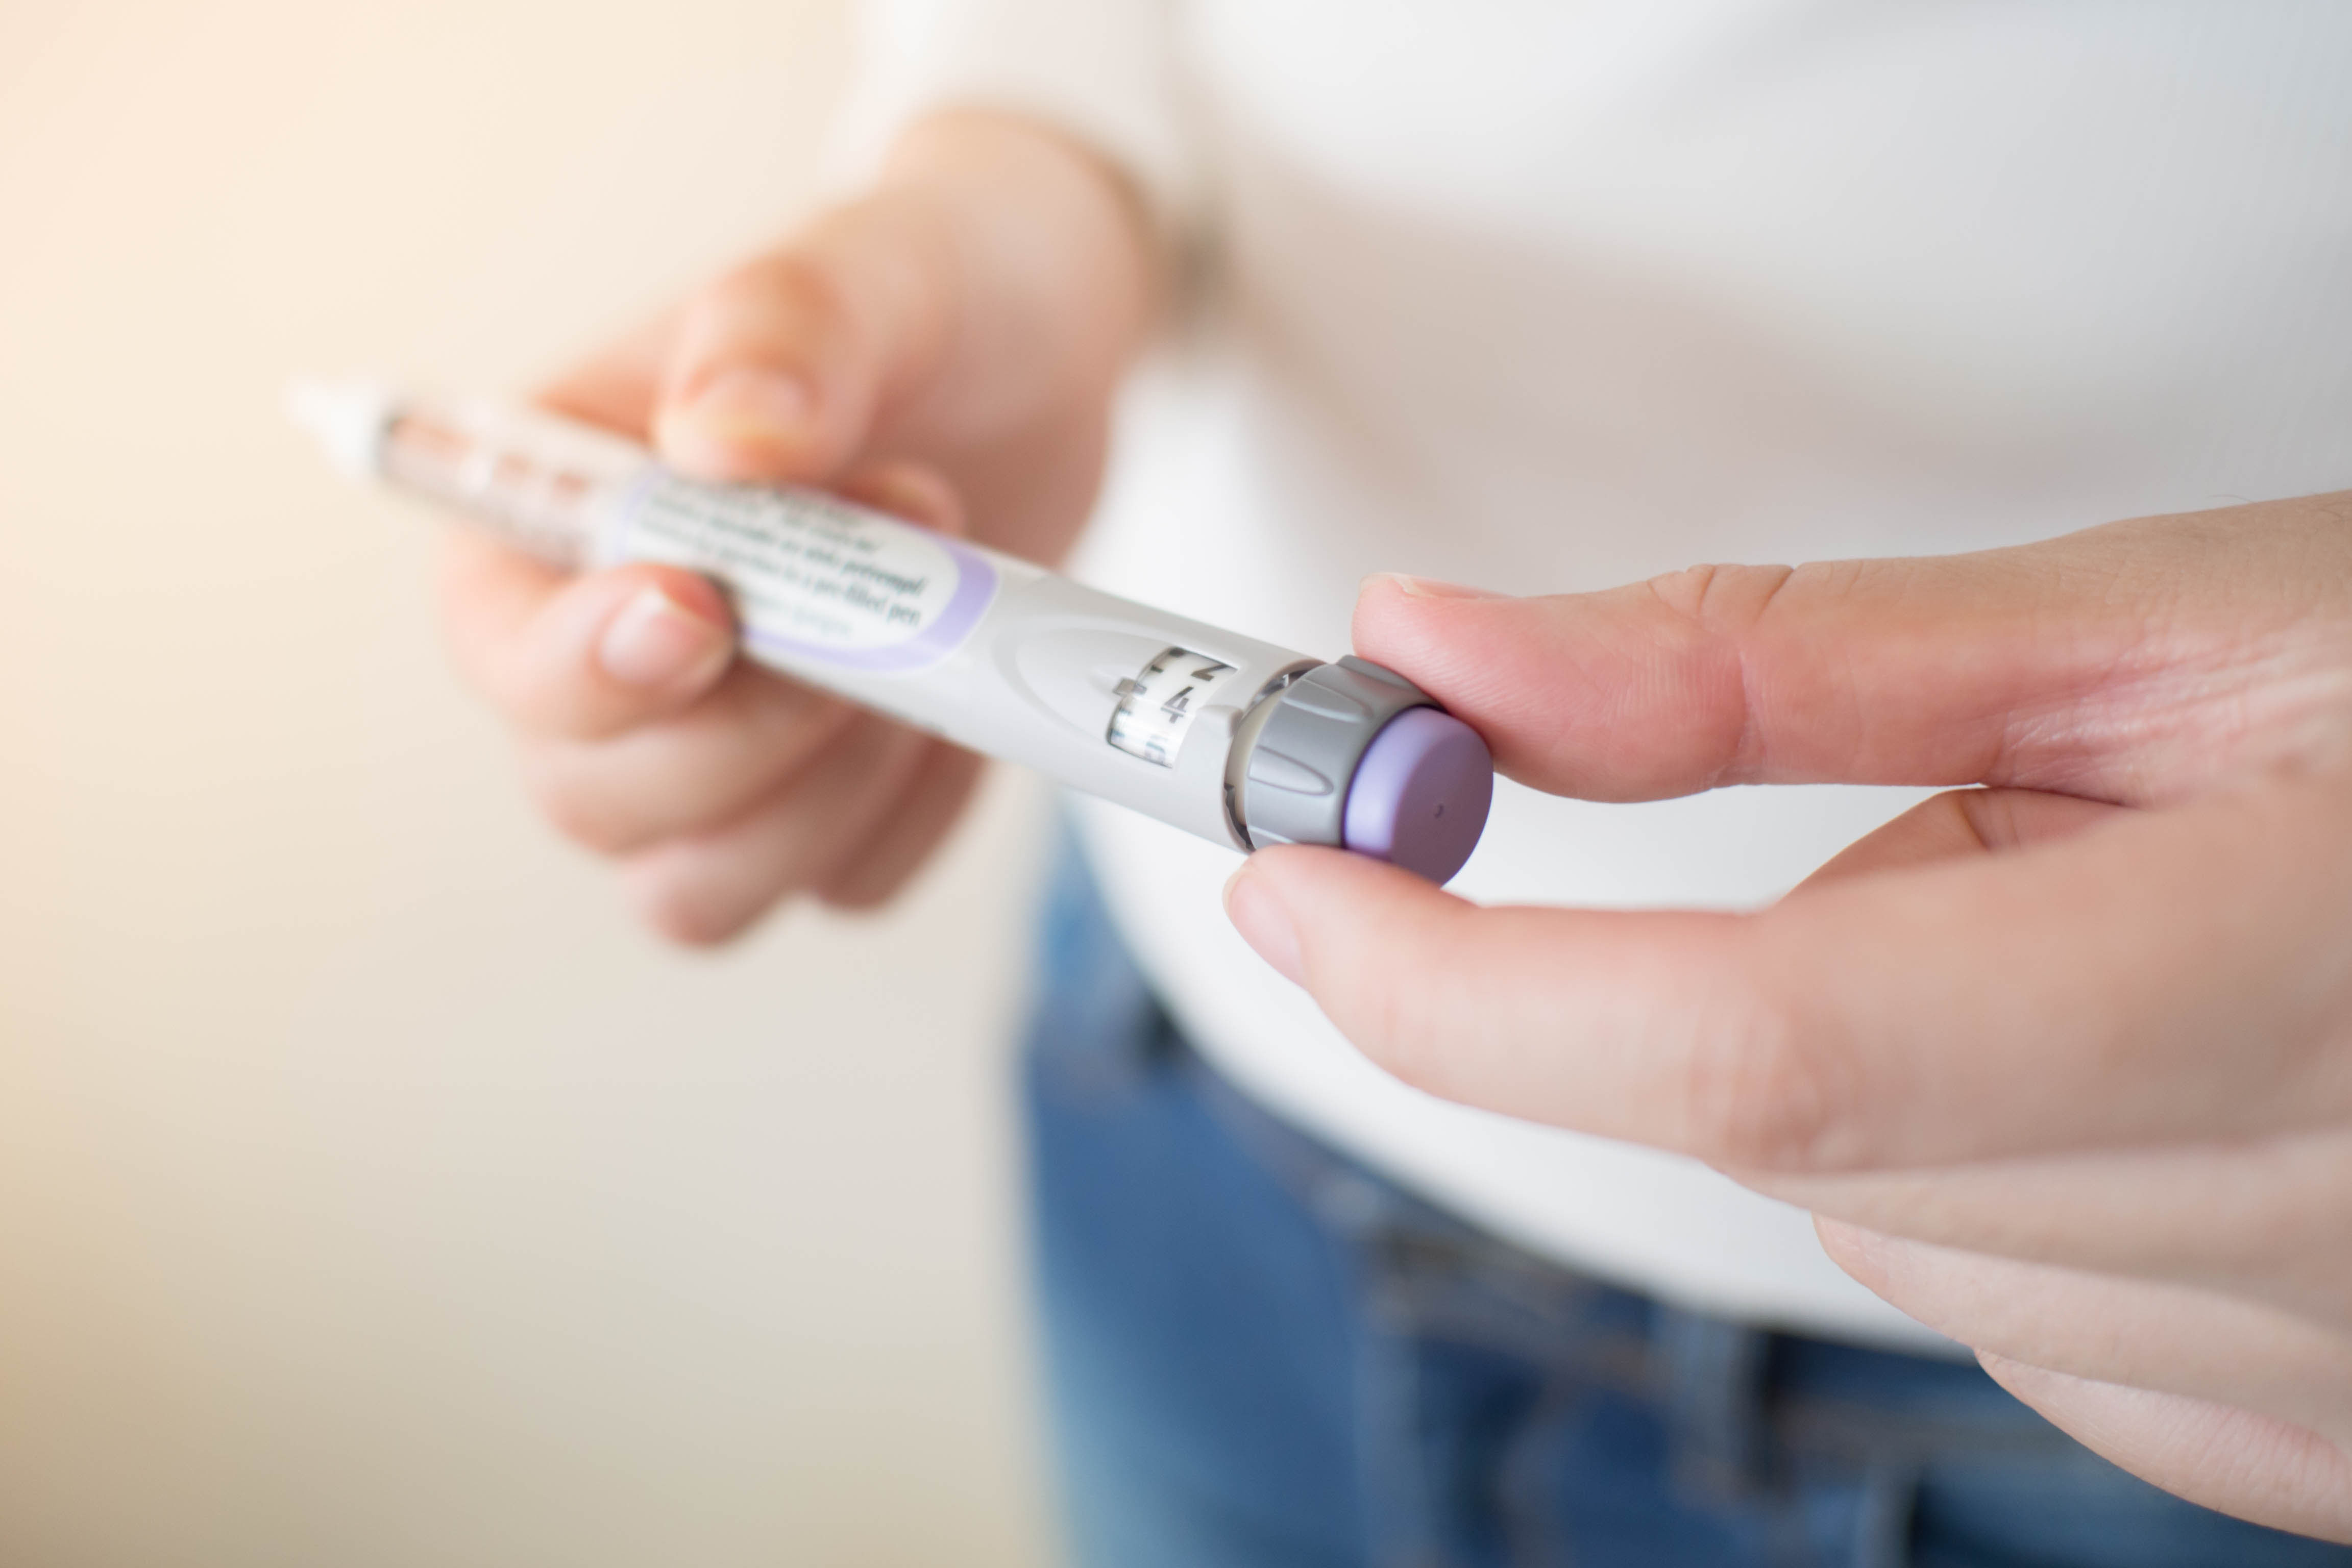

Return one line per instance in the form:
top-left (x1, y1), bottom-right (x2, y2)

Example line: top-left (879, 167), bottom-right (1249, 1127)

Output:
top-left (435, 113), bottom-right (1156, 943)
top-left (1224, 499), bottom-right (2352, 1539)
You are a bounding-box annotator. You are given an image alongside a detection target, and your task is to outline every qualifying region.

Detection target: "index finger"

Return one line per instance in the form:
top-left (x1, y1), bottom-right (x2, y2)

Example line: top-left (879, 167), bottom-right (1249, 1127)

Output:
top-left (435, 531), bottom-right (736, 740)
top-left (533, 306), bottom-right (680, 437)
top-left (1353, 496), bottom-right (2352, 808)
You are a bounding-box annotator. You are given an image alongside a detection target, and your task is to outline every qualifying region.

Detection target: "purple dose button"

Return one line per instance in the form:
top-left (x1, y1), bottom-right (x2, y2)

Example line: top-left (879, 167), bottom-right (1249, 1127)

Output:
top-left (1340, 707), bottom-right (1493, 884)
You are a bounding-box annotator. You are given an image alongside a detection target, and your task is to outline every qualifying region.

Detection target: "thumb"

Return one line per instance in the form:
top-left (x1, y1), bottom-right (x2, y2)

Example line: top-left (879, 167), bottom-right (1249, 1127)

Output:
top-left (653, 201), bottom-right (952, 486)
top-left (1222, 761), bottom-right (2352, 1172)
top-left (1353, 504), bottom-right (2351, 806)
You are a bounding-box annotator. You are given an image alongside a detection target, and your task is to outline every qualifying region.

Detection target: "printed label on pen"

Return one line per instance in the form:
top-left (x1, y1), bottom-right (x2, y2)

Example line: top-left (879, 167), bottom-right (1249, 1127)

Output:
top-left (611, 470), bottom-right (997, 673)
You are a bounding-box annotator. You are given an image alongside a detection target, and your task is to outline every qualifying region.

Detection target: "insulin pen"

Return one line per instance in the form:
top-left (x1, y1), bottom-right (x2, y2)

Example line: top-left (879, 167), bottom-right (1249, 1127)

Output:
top-left (288, 382), bottom-right (1494, 883)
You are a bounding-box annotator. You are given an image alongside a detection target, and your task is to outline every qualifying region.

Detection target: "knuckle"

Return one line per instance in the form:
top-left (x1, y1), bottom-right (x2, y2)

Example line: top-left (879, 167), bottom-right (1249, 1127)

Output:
top-left (491, 665), bottom-right (570, 737)
top-left (630, 867), bottom-right (763, 949)
top-left (645, 901), bottom-right (741, 949)
top-left (697, 249), bottom-right (847, 348)
top-left (430, 535), bottom-right (567, 709)
top-left (432, 590), bottom-right (519, 712)
top-left (478, 629), bottom-right (616, 743)
top-left (1669, 970), bottom-right (1851, 1171)
top-left (1643, 563), bottom-right (1798, 630)
top-left (1640, 562), bottom-right (1722, 619)
top-left (1634, 564), bottom-right (1804, 785)
top-left (518, 751), bottom-right (644, 856)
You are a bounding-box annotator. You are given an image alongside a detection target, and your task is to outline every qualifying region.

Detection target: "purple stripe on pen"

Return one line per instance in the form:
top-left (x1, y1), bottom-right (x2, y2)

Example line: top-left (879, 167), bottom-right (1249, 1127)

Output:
top-left (742, 539), bottom-right (998, 674)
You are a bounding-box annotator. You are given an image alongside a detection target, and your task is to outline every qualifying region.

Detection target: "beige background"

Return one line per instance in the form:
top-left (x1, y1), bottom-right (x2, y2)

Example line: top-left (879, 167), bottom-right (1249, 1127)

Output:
top-left (0, 4), bottom-right (1057, 1563)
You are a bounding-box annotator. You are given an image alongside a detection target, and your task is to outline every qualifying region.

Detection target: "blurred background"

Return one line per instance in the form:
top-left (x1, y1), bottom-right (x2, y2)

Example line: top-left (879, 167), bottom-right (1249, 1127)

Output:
top-left (0, 3), bottom-right (1057, 1563)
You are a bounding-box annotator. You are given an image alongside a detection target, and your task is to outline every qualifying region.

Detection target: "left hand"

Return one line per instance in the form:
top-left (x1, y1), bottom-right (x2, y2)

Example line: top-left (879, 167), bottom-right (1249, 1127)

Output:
top-left (434, 111), bottom-right (1155, 941)
top-left (1222, 494), bottom-right (2352, 1541)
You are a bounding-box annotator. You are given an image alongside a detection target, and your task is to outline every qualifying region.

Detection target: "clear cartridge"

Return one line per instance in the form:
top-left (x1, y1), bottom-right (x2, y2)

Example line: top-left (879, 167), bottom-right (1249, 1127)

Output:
top-left (288, 382), bottom-right (1493, 883)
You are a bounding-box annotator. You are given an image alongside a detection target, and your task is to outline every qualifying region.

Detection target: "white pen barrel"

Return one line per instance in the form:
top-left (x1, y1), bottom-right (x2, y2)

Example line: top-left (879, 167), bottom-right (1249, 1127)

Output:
top-left (595, 465), bottom-right (1314, 850)
top-left (289, 385), bottom-right (1489, 878)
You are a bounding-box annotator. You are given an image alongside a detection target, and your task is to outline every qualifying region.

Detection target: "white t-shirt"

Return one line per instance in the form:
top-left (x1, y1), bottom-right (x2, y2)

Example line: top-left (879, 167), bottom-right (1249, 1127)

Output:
top-left (839, 1), bottom-right (2352, 1349)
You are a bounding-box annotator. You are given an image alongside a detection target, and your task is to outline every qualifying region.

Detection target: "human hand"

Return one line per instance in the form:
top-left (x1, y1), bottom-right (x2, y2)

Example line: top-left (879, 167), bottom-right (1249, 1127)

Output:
top-left (436, 113), bottom-right (1154, 941)
top-left (1222, 495), bottom-right (2352, 1540)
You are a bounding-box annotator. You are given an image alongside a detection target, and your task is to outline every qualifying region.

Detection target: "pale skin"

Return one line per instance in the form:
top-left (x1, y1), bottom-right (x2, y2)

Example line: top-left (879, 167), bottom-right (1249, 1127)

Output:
top-left (438, 113), bottom-right (1154, 940)
top-left (1227, 515), bottom-right (2352, 1542)
top-left (440, 111), bottom-right (2352, 1540)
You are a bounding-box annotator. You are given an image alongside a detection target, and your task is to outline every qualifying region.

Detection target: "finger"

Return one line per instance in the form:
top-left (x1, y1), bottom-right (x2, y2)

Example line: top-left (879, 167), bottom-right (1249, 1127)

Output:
top-left (819, 742), bottom-right (987, 910)
top-left (1351, 500), bottom-right (2352, 805)
top-left (437, 533), bottom-right (736, 740)
top-left (620, 715), bottom-right (929, 945)
top-left (1745, 1132), bottom-right (2352, 1330)
top-left (501, 460), bottom-right (961, 853)
top-left (651, 208), bottom-right (956, 486)
top-left (533, 306), bottom-right (680, 438)
top-left (1816, 1223), bottom-right (2352, 1447)
top-left (1978, 1357), bottom-right (2352, 1545)
top-left (831, 458), bottom-right (966, 538)
top-left (1224, 767), bottom-right (2352, 1170)
top-left (516, 667), bottom-right (856, 855)
top-left (1793, 786), bottom-right (2126, 888)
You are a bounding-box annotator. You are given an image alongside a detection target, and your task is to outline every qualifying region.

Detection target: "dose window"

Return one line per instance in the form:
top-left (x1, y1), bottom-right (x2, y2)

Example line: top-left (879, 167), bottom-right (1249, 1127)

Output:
top-left (1107, 647), bottom-right (1237, 766)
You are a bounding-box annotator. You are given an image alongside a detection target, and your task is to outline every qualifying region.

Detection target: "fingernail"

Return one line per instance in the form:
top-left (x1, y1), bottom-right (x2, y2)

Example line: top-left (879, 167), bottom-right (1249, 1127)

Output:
top-left (1369, 572), bottom-right (1507, 600)
top-left (659, 368), bottom-right (815, 472)
top-left (599, 584), bottom-right (729, 689)
top-left (1223, 864), bottom-right (1305, 985)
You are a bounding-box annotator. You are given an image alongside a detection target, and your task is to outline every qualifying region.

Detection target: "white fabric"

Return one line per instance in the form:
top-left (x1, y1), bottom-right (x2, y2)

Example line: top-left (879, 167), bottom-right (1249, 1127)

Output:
top-left (842, 1), bottom-right (2352, 1349)
top-left (830, 0), bottom-right (1202, 225)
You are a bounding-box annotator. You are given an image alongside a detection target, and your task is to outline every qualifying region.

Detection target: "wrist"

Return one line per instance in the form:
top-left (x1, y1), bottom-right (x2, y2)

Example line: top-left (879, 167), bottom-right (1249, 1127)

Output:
top-left (875, 110), bottom-right (1157, 427)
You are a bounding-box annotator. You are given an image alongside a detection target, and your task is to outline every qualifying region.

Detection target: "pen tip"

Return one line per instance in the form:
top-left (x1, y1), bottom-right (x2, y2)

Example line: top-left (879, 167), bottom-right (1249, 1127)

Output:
top-left (283, 375), bottom-right (396, 480)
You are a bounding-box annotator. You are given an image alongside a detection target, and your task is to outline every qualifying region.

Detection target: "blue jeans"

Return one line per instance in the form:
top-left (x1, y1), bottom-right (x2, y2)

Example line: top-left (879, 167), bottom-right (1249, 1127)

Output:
top-left (1020, 843), bottom-right (2350, 1568)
